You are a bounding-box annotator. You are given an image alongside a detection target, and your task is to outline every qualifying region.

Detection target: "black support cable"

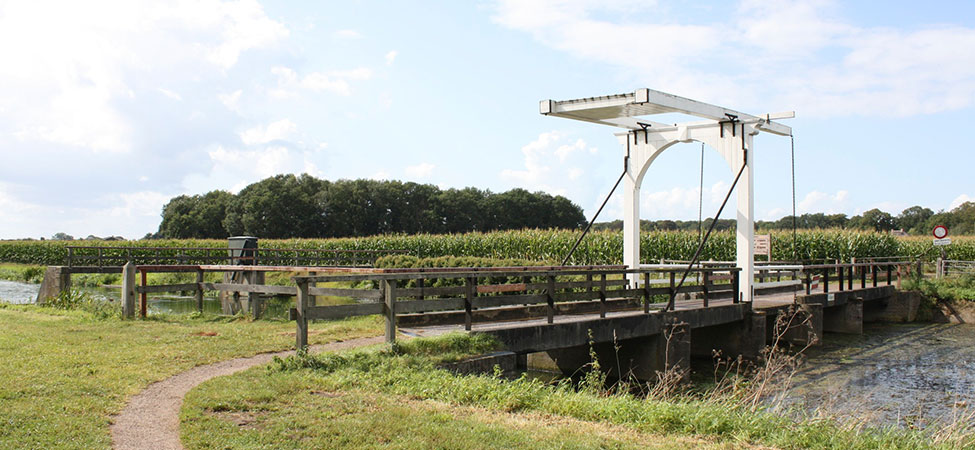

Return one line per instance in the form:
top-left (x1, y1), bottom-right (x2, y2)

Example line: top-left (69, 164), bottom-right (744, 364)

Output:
top-left (670, 160), bottom-right (747, 310)
top-left (561, 165), bottom-right (628, 266)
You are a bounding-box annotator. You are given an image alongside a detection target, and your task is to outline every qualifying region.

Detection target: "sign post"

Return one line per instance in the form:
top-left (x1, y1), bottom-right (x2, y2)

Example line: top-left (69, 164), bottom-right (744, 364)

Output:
top-left (933, 225), bottom-right (950, 277)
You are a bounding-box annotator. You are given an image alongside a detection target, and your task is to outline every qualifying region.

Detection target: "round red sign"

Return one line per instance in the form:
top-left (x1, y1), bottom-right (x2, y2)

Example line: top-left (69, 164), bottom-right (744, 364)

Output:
top-left (933, 225), bottom-right (948, 239)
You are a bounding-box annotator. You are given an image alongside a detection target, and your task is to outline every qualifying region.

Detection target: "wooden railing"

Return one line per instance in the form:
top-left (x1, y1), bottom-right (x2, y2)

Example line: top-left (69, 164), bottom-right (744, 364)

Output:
top-left (798, 260), bottom-right (919, 294)
top-left (289, 266), bottom-right (742, 347)
top-left (66, 246), bottom-right (407, 268)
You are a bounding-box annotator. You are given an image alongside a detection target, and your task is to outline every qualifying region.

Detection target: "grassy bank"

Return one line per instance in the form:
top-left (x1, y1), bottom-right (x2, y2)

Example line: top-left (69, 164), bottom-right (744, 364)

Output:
top-left (0, 304), bottom-right (381, 449)
top-left (180, 334), bottom-right (969, 449)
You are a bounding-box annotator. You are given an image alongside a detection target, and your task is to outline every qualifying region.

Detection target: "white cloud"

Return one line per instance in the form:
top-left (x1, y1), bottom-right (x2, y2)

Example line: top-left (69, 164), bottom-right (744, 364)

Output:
top-left (333, 29), bottom-right (362, 39)
top-left (950, 194), bottom-right (974, 210)
top-left (798, 190), bottom-right (850, 214)
top-left (385, 50), bottom-right (398, 65)
top-left (270, 66), bottom-right (374, 97)
top-left (491, 0), bottom-right (975, 117)
top-left (405, 162), bottom-right (435, 178)
top-left (219, 89), bottom-right (243, 112)
top-left (370, 170), bottom-right (390, 180)
top-left (0, 0), bottom-right (288, 153)
top-left (638, 181), bottom-right (731, 220)
top-left (239, 119), bottom-right (298, 145)
top-left (501, 131), bottom-right (601, 197)
top-left (183, 145), bottom-right (324, 194)
top-left (157, 88), bottom-right (183, 101)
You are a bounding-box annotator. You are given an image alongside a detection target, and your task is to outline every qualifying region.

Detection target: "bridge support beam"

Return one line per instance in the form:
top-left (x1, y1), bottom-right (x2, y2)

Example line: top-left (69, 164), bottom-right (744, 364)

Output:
top-left (822, 297), bottom-right (863, 334)
top-left (771, 304), bottom-right (823, 347)
top-left (691, 311), bottom-right (767, 360)
top-left (863, 291), bottom-right (921, 323)
top-left (527, 322), bottom-right (691, 382)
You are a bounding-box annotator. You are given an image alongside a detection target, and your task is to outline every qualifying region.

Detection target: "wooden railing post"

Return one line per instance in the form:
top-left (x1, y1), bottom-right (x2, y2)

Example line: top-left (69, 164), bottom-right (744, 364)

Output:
top-left (804, 270), bottom-right (811, 295)
top-left (598, 273), bottom-right (607, 319)
top-left (546, 275), bottom-right (556, 324)
top-left (823, 268), bottom-right (829, 293)
top-left (886, 265), bottom-right (892, 285)
top-left (140, 269), bottom-right (148, 318)
top-left (195, 269), bottom-right (204, 313)
top-left (296, 279), bottom-right (308, 350)
top-left (702, 270), bottom-right (710, 308)
top-left (643, 272), bottom-right (651, 313)
top-left (860, 265), bottom-right (866, 288)
top-left (464, 277), bottom-right (474, 331)
top-left (122, 262), bottom-right (136, 319)
top-left (383, 279), bottom-right (397, 343)
top-left (847, 266), bottom-right (853, 290)
top-left (872, 264), bottom-right (878, 287)
top-left (838, 266), bottom-right (844, 291)
top-left (732, 270), bottom-right (740, 304)
top-left (667, 271), bottom-right (676, 310)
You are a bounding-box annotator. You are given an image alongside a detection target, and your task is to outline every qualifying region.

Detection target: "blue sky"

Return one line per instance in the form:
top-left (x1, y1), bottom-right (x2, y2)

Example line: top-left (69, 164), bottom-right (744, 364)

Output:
top-left (1, 0), bottom-right (974, 239)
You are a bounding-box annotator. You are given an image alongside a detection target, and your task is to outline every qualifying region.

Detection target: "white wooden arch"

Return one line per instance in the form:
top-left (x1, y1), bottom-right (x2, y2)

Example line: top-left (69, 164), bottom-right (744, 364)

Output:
top-left (541, 89), bottom-right (793, 302)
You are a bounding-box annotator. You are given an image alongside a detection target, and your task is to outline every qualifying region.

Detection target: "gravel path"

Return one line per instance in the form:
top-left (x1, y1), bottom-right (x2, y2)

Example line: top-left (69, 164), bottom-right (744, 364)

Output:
top-left (110, 336), bottom-right (385, 450)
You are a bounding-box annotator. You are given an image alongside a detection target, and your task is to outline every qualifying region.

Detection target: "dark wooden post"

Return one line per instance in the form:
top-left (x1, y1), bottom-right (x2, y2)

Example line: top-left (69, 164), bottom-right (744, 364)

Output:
top-left (732, 269), bottom-right (741, 304)
top-left (838, 266), bottom-right (844, 291)
top-left (383, 279), bottom-right (397, 343)
top-left (847, 266), bottom-right (853, 290)
top-left (546, 275), bottom-right (556, 324)
top-left (872, 264), bottom-right (878, 287)
top-left (701, 270), bottom-right (710, 307)
top-left (886, 265), bottom-right (892, 285)
top-left (805, 271), bottom-right (811, 295)
top-left (296, 279), bottom-right (308, 350)
top-left (140, 269), bottom-right (148, 318)
top-left (860, 266), bottom-right (866, 289)
top-left (643, 272), bottom-right (651, 313)
top-left (598, 273), bottom-right (607, 318)
top-left (464, 277), bottom-right (474, 331)
top-left (823, 268), bottom-right (829, 293)
top-left (667, 271), bottom-right (676, 310)
top-left (418, 277), bottom-right (425, 300)
top-left (195, 269), bottom-right (204, 313)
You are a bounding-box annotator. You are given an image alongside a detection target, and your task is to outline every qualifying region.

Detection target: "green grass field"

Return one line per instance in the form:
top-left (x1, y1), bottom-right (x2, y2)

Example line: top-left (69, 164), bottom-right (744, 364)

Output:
top-left (0, 304), bottom-right (381, 449)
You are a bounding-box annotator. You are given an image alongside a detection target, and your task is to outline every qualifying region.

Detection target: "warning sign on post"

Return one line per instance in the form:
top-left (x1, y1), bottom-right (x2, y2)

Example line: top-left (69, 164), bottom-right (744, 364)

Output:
top-left (754, 234), bottom-right (771, 256)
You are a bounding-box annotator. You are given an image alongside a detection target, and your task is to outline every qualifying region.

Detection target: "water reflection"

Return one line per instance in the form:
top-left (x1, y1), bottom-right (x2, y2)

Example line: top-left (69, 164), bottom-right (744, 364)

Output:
top-left (777, 323), bottom-right (975, 428)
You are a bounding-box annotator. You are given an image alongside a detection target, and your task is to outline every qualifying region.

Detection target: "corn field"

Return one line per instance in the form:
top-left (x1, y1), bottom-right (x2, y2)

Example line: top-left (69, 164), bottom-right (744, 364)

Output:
top-left (1, 229), bottom-right (972, 267)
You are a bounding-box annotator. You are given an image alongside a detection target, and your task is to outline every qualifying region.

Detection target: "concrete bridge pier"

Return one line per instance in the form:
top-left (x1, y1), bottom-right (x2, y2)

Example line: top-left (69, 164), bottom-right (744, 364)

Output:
top-left (35, 266), bottom-right (71, 303)
top-left (822, 297), bottom-right (863, 334)
top-left (527, 322), bottom-right (691, 382)
top-left (772, 304), bottom-right (823, 347)
top-left (691, 311), bottom-right (767, 360)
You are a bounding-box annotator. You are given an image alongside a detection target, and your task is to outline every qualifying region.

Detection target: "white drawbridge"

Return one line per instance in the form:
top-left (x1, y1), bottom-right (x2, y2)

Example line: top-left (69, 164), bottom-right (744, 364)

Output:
top-left (541, 88), bottom-right (794, 302)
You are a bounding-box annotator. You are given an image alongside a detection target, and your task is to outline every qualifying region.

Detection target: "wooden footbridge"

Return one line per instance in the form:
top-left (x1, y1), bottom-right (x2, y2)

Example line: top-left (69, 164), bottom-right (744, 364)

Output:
top-left (35, 244), bottom-right (921, 379)
top-left (287, 260), bottom-right (920, 379)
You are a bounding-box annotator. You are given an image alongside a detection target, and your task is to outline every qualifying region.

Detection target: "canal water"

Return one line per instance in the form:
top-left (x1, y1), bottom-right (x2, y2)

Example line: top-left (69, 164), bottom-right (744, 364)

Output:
top-left (774, 322), bottom-right (975, 428)
top-left (0, 280), bottom-right (295, 319)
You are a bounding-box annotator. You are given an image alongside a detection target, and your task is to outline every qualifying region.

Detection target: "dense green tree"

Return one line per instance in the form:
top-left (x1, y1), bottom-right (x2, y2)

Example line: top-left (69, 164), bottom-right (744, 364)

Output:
top-left (897, 206), bottom-right (934, 234)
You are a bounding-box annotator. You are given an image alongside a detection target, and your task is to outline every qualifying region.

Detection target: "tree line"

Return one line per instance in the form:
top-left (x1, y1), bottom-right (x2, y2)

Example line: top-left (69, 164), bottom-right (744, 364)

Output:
top-left (592, 203), bottom-right (975, 235)
top-left (154, 175), bottom-right (587, 239)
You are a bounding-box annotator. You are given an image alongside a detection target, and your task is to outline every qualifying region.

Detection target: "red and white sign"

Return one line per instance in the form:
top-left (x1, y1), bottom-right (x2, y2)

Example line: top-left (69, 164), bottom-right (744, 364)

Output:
top-left (933, 225), bottom-right (949, 239)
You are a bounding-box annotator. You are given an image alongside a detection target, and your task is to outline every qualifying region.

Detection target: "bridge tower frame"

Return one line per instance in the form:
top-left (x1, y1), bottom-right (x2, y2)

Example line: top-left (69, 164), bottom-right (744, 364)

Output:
top-left (541, 88), bottom-right (793, 302)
